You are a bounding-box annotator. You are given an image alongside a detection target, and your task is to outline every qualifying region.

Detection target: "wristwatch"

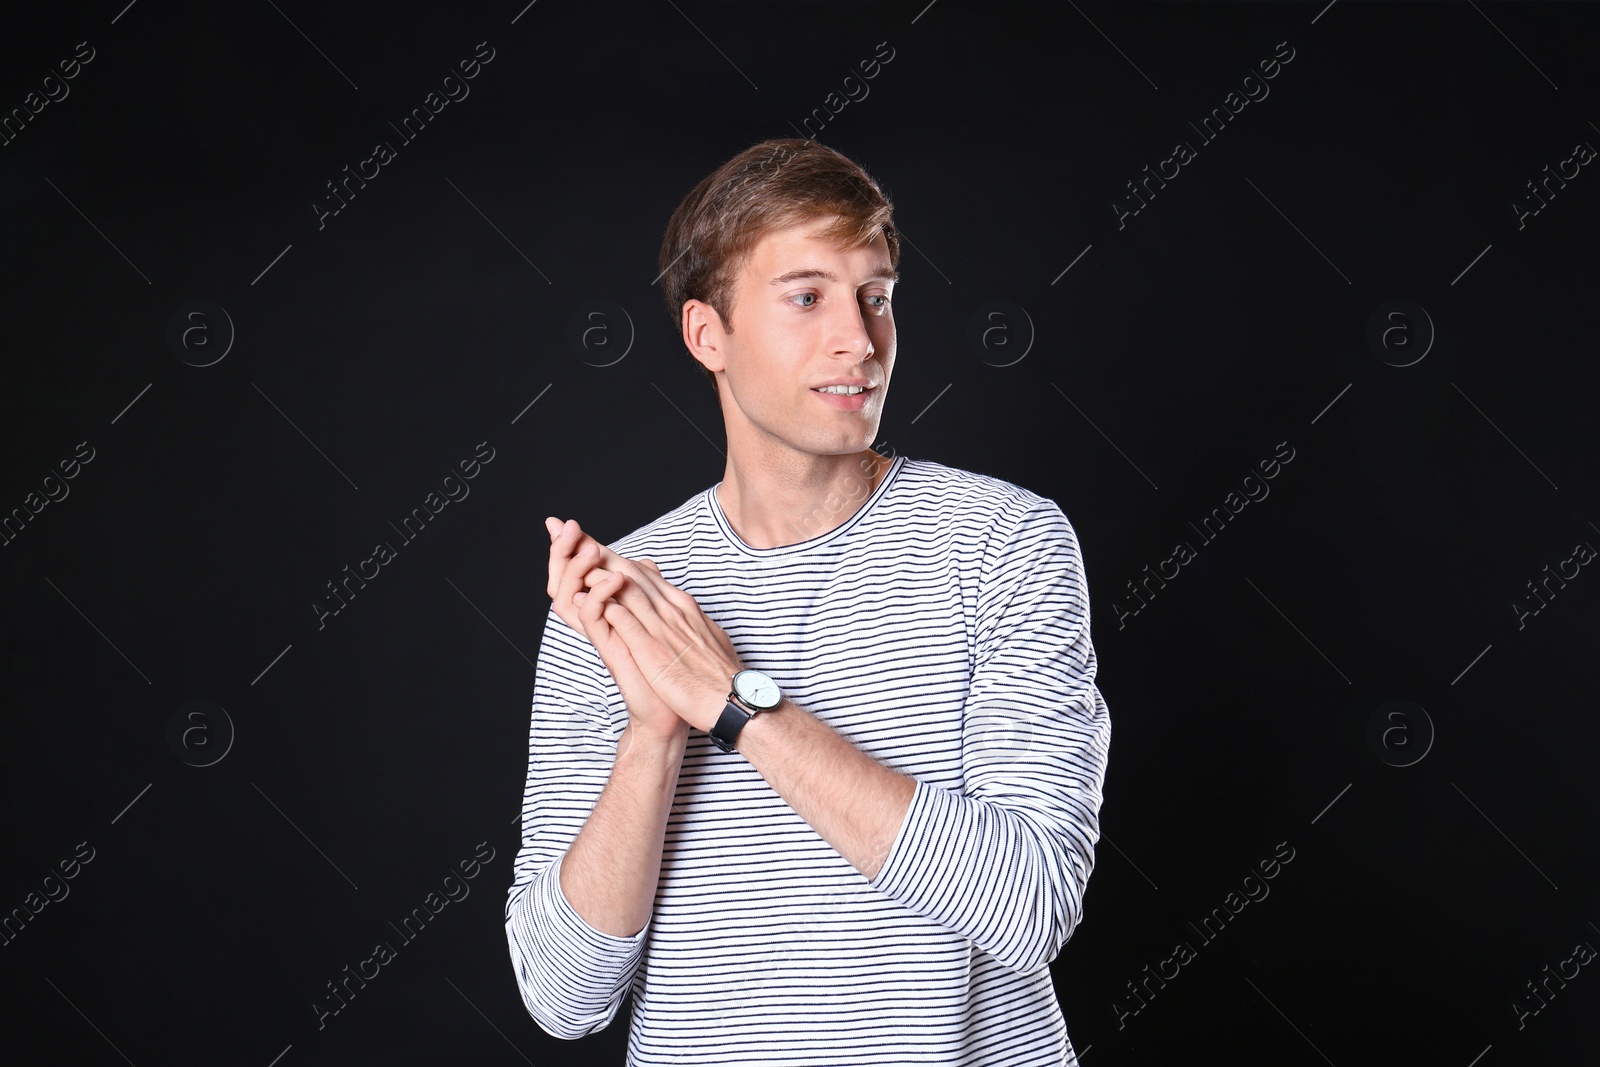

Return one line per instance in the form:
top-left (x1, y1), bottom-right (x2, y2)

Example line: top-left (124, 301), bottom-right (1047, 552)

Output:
top-left (708, 669), bottom-right (783, 753)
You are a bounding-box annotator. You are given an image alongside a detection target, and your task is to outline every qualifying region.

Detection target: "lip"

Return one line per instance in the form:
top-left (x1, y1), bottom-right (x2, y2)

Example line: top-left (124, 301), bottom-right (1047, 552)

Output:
top-left (811, 383), bottom-right (873, 410)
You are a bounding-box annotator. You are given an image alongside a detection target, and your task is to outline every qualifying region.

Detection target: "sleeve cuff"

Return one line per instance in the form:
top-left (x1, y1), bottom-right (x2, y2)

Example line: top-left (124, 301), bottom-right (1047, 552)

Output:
top-left (865, 779), bottom-right (1066, 974)
top-left (869, 778), bottom-right (955, 904)
top-left (540, 850), bottom-right (652, 958)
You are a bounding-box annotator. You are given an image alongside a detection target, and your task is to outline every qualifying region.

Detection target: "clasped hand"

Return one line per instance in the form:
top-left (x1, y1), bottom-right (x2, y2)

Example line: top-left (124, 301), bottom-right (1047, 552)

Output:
top-left (545, 516), bottom-right (745, 741)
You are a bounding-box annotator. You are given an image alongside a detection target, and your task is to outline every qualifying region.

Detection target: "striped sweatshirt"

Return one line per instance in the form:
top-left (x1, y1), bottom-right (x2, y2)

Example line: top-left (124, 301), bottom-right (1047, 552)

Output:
top-left (505, 455), bottom-right (1111, 1065)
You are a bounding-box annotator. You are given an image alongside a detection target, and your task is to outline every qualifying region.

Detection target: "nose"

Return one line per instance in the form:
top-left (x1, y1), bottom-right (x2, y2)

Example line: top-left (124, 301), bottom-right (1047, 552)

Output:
top-left (829, 301), bottom-right (880, 364)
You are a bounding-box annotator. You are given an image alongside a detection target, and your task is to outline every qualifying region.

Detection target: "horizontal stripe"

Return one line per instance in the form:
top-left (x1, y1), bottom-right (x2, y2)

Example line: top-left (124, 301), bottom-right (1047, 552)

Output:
top-left (505, 456), bottom-right (1110, 1065)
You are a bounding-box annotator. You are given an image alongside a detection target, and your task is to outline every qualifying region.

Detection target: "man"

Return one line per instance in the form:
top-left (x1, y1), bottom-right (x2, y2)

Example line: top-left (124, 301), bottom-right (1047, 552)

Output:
top-left (505, 137), bottom-right (1111, 1065)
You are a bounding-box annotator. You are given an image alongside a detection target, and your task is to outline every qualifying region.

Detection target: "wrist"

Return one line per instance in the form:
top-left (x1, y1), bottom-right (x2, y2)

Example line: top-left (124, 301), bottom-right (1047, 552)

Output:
top-left (731, 695), bottom-right (792, 754)
top-left (619, 718), bottom-right (689, 761)
top-left (709, 669), bottom-right (785, 752)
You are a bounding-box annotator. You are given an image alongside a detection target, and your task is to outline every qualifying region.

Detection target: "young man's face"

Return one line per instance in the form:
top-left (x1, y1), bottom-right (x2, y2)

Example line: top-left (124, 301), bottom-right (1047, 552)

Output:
top-left (689, 216), bottom-right (897, 463)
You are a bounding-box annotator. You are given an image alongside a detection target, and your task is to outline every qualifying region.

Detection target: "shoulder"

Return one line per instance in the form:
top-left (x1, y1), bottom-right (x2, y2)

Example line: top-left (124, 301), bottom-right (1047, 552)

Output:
top-left (891, 459), bottom-right (1085, 590)
top-left (893, 457), bottom-right (1067, 533)
top-left (603, 486), bottom-right (709, 559)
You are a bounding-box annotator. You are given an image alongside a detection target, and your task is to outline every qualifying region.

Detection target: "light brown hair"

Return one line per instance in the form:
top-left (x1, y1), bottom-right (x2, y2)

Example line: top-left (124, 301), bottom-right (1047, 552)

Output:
top-left (658, 138), bottom-right (900, 396)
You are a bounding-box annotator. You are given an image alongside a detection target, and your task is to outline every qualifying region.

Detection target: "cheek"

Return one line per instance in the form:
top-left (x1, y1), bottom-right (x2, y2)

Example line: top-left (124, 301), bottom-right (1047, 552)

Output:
top-left (875, 339), bottom-right (896, 373)
top-left (872, 320), bottom-right (896, 355)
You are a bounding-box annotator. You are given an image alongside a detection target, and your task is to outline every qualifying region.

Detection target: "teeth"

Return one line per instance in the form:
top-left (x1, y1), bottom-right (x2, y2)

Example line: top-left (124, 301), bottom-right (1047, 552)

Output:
top-left (816, 385), bottom-right (864, 395)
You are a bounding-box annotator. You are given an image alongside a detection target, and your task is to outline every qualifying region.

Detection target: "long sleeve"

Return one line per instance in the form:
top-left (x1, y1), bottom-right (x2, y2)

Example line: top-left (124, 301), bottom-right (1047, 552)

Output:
top-left (504, 604), bottom-right (648, 1039)
top-left (869, 497), bottom-right (1112, 975)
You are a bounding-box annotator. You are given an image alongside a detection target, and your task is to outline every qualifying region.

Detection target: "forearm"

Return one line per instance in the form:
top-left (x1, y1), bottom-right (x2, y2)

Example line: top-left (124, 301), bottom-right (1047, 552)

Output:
top-left (736, 697), bottom-right (916, 880)
top-left (736, 692), bottom-right (1107, 976)
top-left (559, 723), bottom-right (687, 936)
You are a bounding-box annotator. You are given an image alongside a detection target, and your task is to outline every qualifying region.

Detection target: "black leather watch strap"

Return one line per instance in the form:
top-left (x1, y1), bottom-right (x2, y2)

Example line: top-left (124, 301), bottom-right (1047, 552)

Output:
top-left (709, 699), bottom-right (752, 753)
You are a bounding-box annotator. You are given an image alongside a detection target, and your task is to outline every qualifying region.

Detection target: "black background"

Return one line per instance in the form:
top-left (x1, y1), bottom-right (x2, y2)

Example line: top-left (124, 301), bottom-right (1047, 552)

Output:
top-left (2, 1), bottom-right (1597, 1064)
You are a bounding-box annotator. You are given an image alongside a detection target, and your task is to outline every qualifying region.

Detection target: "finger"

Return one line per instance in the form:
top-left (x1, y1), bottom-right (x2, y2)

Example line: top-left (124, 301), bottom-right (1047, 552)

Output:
top-left (616, 560), bottom-right (737, 671)
top-left (576, 566), bottom-right (624, 643)
top-left (624, 566), bottom-right (736, 669)
top-left (584, 590), bottom-right (680, 735)
top-left (558, 539), bottom-right (605, 615)
top-left (600, 596), bottom-right (698, 695)
top-left (588, 563), bottom-right (677, 645)
top-left (592, 589), bottom-right (675, 682)
top-left (545, 520), bottom-right (577, 625)
top-left (553, 520), bottom-right (613, 594)
top-left (564, 536), bottom-right (676, 622)
top-left (550, 523), bottom-right (620, 635)
top-left (602, 554), bottom-right (679, 622)
top-left (581, 575), bottom-right (634, 674)
top-left (633, 572), bottom-right (705, 650)
top-left (581, 572), bottom-right (649, 663)
top-left (546, 519), bottom-right (581, 600)
top-left (627, 557), bottom-right (702, 620)
top-left (633, 558), bottom-right (685, 609)
top-left (551, 521), bottom-right (621, 599)
top-left (552, 523), bottom-right (679, 637)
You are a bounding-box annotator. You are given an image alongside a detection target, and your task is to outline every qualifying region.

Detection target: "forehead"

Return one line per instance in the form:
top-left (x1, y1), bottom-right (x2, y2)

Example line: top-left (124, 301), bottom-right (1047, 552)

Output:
top-left (742, 217), bottom-right (895, 284)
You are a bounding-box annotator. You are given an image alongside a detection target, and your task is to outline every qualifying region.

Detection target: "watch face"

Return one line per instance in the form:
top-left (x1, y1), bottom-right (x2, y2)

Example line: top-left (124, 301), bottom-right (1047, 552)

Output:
top-left (734, 669), bottom-right (781, 709)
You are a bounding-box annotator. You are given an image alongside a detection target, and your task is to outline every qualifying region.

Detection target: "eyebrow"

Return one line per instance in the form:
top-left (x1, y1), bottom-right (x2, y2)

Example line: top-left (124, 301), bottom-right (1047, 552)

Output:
top-left (768, 265), bottom-right (899, 286)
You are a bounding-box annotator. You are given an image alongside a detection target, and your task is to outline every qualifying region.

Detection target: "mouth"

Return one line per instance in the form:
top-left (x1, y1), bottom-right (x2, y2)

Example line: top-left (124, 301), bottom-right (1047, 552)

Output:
top-left (811, 384), bottom-right (875, 410)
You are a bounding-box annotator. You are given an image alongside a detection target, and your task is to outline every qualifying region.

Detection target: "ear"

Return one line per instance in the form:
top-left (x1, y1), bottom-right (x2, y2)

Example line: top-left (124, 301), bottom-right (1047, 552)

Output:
top-left (682, 299), bottom-right (728, 377)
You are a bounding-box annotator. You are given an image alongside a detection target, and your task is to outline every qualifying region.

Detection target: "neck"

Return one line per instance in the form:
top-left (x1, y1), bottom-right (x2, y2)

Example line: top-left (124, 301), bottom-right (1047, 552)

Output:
top-left (716, 450), bottom-right (893, 550)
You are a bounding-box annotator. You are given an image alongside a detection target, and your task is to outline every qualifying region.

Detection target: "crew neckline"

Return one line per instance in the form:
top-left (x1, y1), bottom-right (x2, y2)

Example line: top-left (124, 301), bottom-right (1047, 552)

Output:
top-left (707, 454), bottom-right (908, 557)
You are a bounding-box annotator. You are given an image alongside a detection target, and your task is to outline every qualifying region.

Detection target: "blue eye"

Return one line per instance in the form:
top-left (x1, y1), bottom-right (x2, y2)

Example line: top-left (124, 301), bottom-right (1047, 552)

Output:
top-left (788, 291), bottom-right (891, 311)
